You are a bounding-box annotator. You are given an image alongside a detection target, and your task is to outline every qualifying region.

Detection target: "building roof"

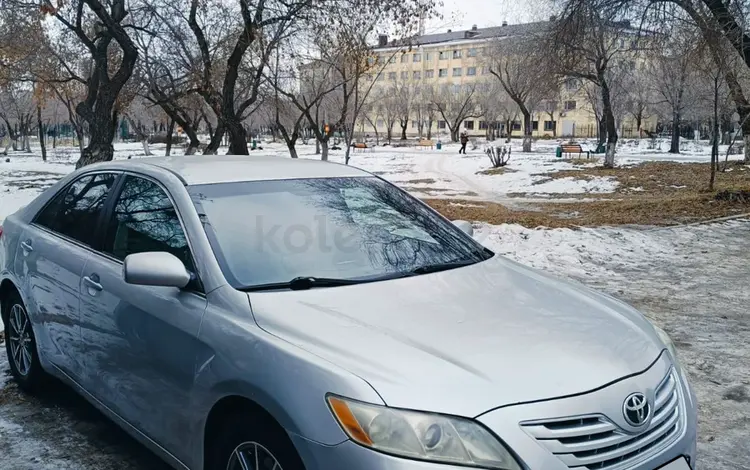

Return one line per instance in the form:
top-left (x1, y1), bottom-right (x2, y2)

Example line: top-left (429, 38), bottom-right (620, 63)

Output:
top-left (136, 155), bottom-right (370, 185)
top-left (376, 21), bottom-right (550, 49)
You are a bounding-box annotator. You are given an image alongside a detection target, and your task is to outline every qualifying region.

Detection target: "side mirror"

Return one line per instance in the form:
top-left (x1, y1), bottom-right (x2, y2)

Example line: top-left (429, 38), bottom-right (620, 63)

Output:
top-left (452, 220), bottom-right (474, 237)
top-left (123, 252), bottom-right (191, 288)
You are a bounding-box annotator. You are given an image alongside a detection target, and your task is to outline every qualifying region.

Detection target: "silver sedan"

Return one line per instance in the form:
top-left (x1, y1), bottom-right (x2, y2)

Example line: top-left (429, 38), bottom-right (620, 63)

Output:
top-left (0, 155), bottom-right (697, 470)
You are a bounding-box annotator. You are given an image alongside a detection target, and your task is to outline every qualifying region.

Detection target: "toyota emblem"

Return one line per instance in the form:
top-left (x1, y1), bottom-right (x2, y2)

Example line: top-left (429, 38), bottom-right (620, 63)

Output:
top-left (623, 392), bottom-right (651, 427)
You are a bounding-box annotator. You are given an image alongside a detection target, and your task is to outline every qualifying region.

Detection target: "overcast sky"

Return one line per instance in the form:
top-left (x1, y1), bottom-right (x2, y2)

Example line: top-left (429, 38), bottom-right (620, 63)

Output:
top-left (427, 0), bottom-right (553, 32)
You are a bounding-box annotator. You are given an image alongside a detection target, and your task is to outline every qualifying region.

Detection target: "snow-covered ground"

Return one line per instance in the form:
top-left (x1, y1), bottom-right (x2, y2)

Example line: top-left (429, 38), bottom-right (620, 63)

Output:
top-left (0, 140), bottom-right (748, 469)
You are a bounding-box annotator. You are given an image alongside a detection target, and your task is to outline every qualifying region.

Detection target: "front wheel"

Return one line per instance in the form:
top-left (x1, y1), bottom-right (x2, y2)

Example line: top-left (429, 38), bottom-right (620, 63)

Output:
top-left (208, 411), bottom-right (305, 470)
top-left (2, 291), bottom-right (48, 392)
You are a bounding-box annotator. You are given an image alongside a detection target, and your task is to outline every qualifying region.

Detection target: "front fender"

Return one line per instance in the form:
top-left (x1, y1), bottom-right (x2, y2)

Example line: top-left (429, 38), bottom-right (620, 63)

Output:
top-left (185, 286), bottom-right (383, 468)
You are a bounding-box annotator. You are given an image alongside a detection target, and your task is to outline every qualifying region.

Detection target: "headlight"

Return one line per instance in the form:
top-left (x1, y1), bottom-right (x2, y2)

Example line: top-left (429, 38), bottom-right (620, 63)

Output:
top-left (327, 395), bottom-right (522, 469)
top-left (653, 325), bottom-right (680, 364)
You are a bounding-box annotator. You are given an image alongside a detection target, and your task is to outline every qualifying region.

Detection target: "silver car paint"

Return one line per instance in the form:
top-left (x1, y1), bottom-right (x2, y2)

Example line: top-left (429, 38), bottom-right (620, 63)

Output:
top-left (0, 157), bottom-right (697, 470)
top-left (249, 254), bottom-right (664, 417)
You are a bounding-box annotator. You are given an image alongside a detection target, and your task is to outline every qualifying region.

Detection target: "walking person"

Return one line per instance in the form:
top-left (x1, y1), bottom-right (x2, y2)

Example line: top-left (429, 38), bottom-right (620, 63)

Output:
top-left (459, 131), bottom-right (469, 154)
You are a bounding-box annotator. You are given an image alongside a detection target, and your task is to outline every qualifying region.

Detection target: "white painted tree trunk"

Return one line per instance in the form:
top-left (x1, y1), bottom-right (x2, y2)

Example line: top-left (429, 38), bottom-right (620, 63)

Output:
top-left (604, 142), bottom-right (617, 168)
top-left (522, 136), bottom-right (532, 152)
top-left (141, 139), bottom-right (152, 156)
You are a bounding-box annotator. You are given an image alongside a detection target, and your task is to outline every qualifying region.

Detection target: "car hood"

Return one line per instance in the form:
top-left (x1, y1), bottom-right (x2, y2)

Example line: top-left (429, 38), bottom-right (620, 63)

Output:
top-left (249, 256), bottom-right (664, 418)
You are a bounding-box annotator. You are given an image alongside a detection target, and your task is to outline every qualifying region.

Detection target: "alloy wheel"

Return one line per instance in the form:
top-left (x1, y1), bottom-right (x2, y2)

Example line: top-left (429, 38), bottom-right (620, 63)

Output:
top-left (7, 304), bottom-right (33, 376)
top-left (226, 442), bottom-right (283, 470)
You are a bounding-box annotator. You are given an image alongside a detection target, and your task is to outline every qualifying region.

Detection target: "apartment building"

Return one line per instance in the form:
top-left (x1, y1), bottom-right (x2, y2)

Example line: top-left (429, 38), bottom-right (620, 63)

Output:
top-left (362, 21), bottom-right (655, 140)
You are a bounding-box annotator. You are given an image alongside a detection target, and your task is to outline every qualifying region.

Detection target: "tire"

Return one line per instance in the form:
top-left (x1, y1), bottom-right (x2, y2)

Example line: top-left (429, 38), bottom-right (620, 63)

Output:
top-left (207, 410), bottom-right (306, 470)
top-left (2, 289), bottom-right (47, 392)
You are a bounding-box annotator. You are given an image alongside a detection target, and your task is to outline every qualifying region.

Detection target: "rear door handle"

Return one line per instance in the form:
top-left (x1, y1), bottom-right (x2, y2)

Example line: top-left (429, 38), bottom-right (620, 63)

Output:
top-left (83, 275), bottom-right (103, 292)
top-left (21, 240), bottom-right (33, 253)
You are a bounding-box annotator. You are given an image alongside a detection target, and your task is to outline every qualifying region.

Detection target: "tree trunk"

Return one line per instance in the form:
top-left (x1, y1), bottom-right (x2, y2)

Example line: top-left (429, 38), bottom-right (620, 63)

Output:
top-left (204, 123), bottom-right (225, 155)
top-left (226, 119), bottom-right (249, 155)
top-left (37, 106), bottom-right (47, 162)
top-left (597, 117), bottom-right (606, 146)
top-left (165, 119), bottom-right (175, 156)
top-left (600, 79), bottom-right (618, 168)
top-left (315, 137), bottom-right (320, 154)
top-left (400, 119), bottom-right (408, 140)
top-left (451, 127), bottom-right (459, 142)
top-left (521, 108), bottom-right (532, 152)
top-left (320, 138), bottom-right (329, 161)
top-left (427, 120), bottom-right (433, 140)
top-left (710, 78), bottom-right (719, 191)
top-left (669, 113), bottom-right (680, 154)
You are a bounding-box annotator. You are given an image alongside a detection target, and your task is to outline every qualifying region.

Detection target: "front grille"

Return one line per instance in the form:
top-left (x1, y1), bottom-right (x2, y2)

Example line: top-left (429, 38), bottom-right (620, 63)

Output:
top-left (521, 370), bottom-right (682, 469)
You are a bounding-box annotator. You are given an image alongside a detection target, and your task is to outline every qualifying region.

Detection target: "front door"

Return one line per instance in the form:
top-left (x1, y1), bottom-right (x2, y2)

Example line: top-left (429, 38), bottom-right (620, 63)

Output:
top-left (18, 172), bottom-right (118, 377)
top-left (78, 175), bottom-right (206, 460)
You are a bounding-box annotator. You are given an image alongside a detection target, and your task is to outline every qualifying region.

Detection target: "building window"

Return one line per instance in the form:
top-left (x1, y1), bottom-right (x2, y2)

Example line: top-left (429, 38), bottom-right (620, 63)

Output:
top-left (401, 71), bottom-right (409, 80)
top-left (453, 50), bottom-right (461, 59)
top-left (439, 51), bottom-right (448, 60)
top-left (377, 119), bottom-right (384, 128)
top-left (413, 53), bottom-right (421, 62)
top-left (389, 56), bottom-right (396, 64)
top-left (411, 121), bottom-right (418, 128)
top-left (388, 72), bottom-right (397, 80)
top-left (425, 70), bottom-right (434, 78)
top-left (467, 67), bottom-right (477, 76)
top-left (438, 120), bottom-right (446, 129)
top-left (367, 57), bottom-right (375, 65)
top-left (401, 54), bottom-right (408, 63)
top-left (424, 52), bottom-right (431, 61)
top-left (532, 121), bottom-right (539, 131)
top-left (512, 121), bottom-right (521, 131)
top-left (376, 73), bottom-right (384, 81)
top-left (479, 121), bottom-right (488, 130)
top-left (465, 120), bottom-right (474, 130)
top-left (438, 69), bottom-right (448, 77)
top-left (468, 48), bottom-right (477, 57)
top-left (544, 120), bottom-right (556, 131)
top-left (481, 66), bottom-right (489, 75)
top-left (413, 71), bottom-right (421, 80)
top-left (565, 78), bottom-right (578, 91)
top-left (564, 100), bottom-right (577, 111)
top-left (452, 67), bottom-right (462, 77)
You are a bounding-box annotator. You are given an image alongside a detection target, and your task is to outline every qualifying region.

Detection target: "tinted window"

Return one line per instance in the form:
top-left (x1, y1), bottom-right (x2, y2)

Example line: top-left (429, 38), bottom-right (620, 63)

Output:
top-left (103, 176), bottom-right (194, 272)
top-left (35, 173), bottom-right (118, 245)
top-left (189, 177), bottom-right (491, 289)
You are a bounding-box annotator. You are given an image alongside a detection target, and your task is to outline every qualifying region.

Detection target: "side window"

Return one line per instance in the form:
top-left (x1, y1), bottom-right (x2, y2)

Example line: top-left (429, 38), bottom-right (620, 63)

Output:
top-left (103, 176), bottom-right (195, 272)
top-left (35, 173), bottom-right (118, 246)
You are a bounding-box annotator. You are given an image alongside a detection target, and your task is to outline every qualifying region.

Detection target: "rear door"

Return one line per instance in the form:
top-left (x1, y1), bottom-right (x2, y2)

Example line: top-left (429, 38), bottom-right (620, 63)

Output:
top-left (17, 172), bottom-right (120, 377)
top-left (78, 174), bottom-right (207, 459)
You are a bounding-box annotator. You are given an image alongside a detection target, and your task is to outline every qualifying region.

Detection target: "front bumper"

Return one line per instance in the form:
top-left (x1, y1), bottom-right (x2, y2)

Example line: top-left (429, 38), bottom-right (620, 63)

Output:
top-left (294, 352), bottom-right (697, 470)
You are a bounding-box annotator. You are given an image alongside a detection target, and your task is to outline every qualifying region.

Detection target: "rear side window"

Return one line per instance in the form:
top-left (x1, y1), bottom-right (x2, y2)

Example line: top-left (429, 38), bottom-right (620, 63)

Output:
top-left (102, 176), bottom-right (195, 272)
top-left (35, 173), bottom-right (118, 246)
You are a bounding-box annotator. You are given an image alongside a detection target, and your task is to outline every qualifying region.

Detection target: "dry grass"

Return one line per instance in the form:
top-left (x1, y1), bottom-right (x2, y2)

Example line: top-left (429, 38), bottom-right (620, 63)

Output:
top-left (477, 167), bottom-right (517, 176)
top-left (548, 161), bottom-right (750, 195)
top-left (403, 178), bottom-right (437, 184)
top-left (424, 193), bottom-right (750, 228)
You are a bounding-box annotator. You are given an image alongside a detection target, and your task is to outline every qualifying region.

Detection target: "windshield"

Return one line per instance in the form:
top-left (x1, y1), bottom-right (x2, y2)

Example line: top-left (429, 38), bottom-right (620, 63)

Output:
top-left (189, 176), bottom-right (492, 290)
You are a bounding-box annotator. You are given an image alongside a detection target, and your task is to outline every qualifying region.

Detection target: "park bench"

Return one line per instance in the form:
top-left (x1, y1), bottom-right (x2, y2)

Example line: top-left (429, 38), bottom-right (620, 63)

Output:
top-left (561, 143), bottom-right (590, 159)
top-left (417, 139), bottom-right (434, 149)
top-left (351, 142), bottom-right (371, 153)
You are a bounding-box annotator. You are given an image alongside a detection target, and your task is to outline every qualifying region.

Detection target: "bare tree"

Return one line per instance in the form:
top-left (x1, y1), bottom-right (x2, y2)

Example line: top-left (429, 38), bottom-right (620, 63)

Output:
top-left (647, 27), bottom-right (700, 152)
top-left (548, 9), bottom-right (643, 167)
top-left (487, 33), bottom-right (557, 151)
top-left (430, 83), bottom-right (481, 142)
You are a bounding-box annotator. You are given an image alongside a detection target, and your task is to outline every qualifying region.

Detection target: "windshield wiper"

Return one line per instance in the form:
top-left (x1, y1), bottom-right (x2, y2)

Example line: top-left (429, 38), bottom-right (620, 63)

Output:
top-left (410, 259), bottom-right (479, 275)
top-left (240, 276), bottom-right (373, 292)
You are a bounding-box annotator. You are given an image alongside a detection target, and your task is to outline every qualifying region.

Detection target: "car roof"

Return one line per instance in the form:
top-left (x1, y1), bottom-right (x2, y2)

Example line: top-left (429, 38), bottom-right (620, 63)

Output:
top-left (127, 154), bottom-right (371, 185)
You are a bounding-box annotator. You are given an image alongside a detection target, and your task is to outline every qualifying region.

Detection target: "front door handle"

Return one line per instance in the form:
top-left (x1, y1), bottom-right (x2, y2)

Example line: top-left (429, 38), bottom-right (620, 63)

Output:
top-left (83, 274), bottom-right (103, 293)
top-left (20, 240), bottom-right (33, 253)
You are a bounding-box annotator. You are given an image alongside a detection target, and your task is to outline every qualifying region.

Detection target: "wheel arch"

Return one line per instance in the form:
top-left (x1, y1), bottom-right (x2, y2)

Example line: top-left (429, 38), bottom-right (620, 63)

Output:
top-left (203, 394), bottom-right (293, 470)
